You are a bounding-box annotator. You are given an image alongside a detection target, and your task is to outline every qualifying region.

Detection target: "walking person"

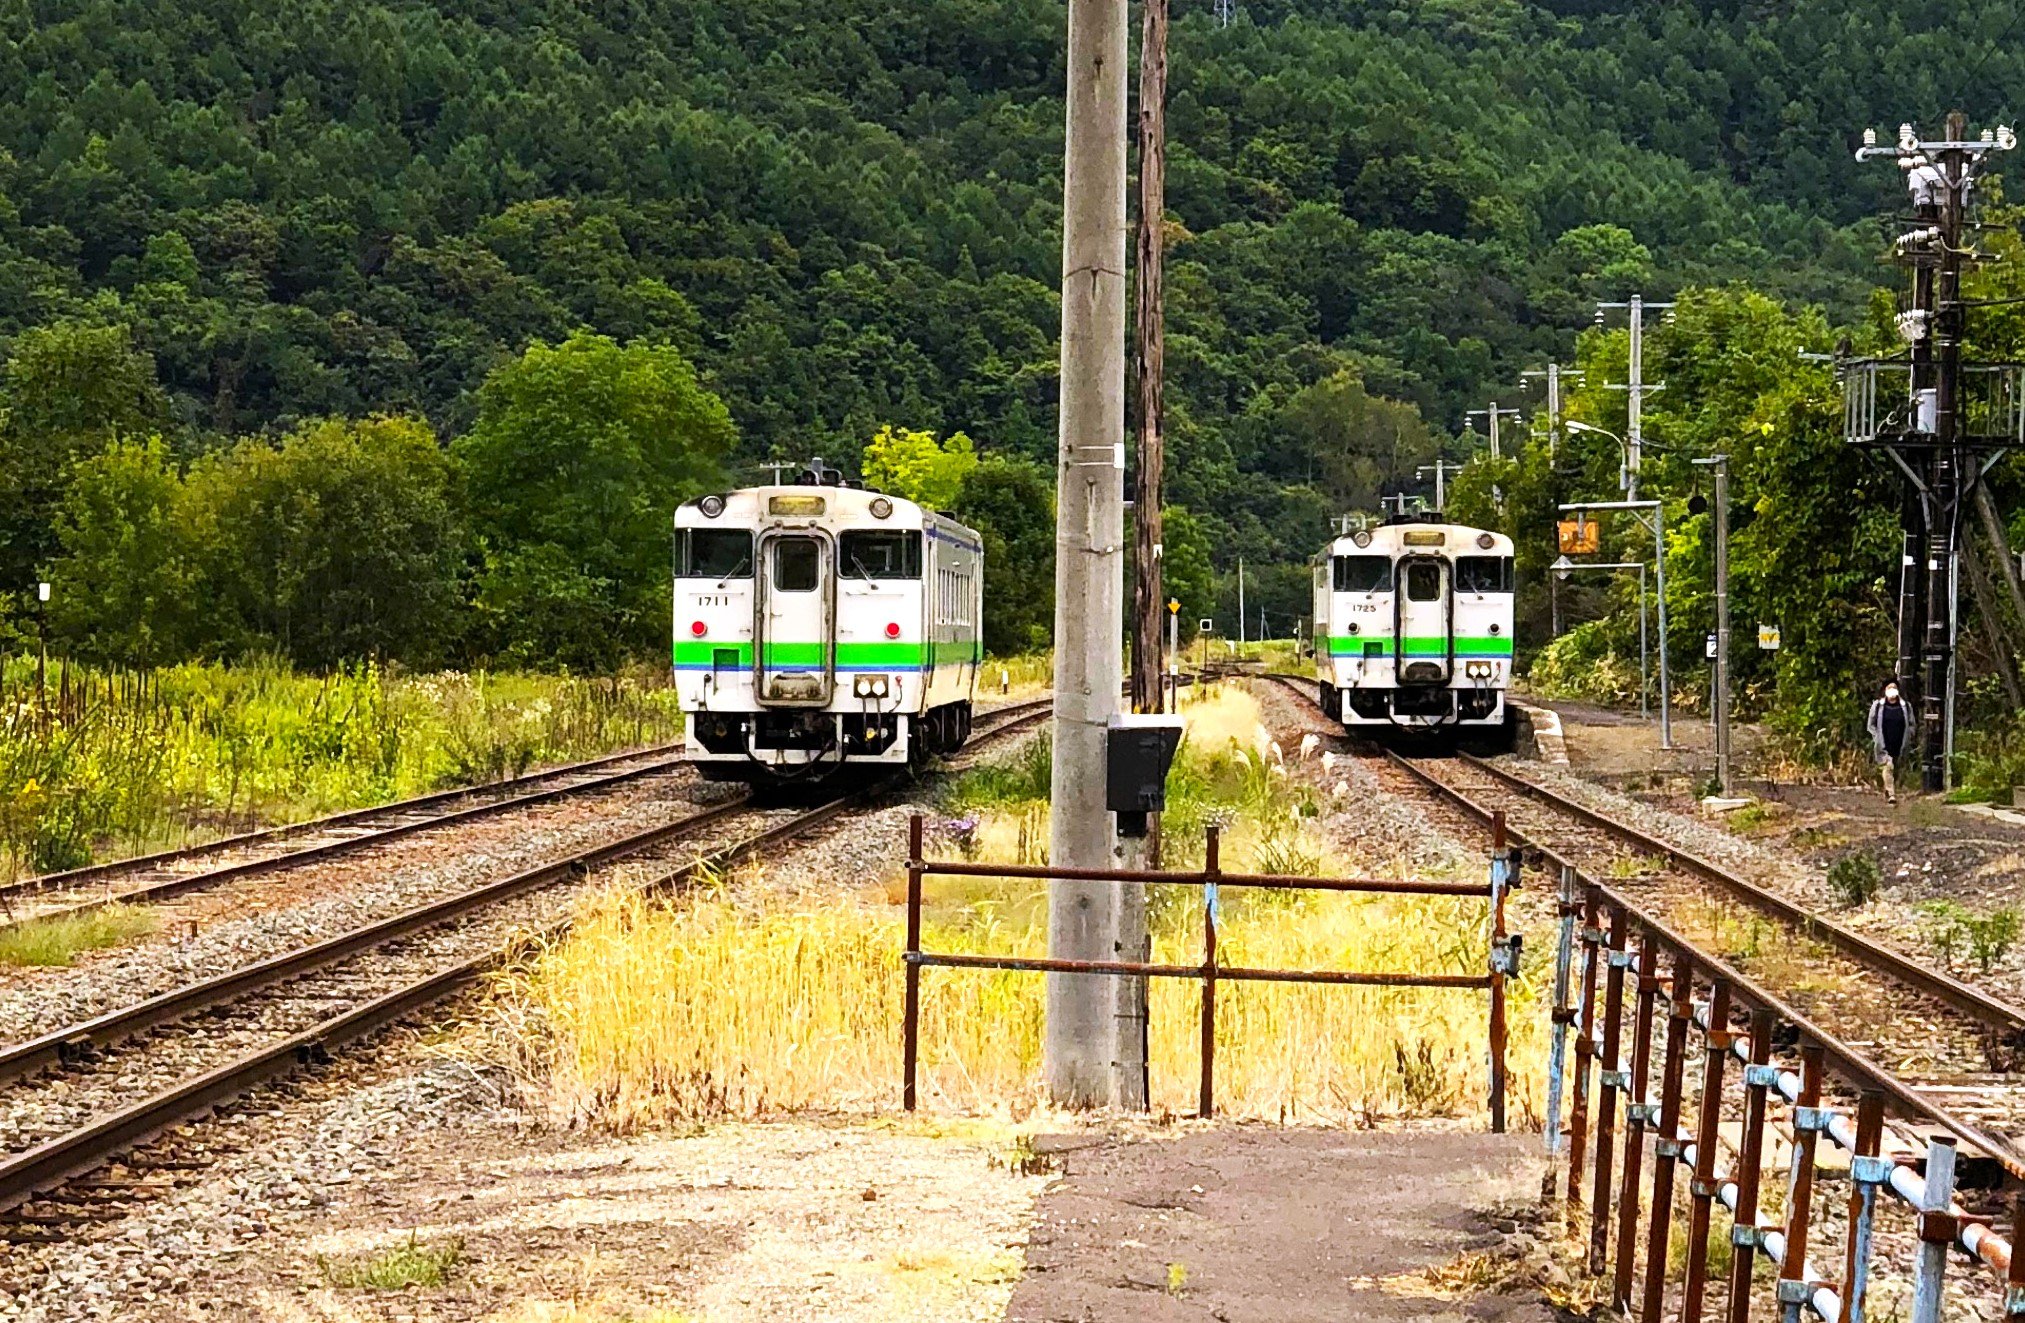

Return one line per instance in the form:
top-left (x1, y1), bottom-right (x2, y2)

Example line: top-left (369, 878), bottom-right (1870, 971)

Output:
top-left (1867, 679), bottom-right (1912, 804)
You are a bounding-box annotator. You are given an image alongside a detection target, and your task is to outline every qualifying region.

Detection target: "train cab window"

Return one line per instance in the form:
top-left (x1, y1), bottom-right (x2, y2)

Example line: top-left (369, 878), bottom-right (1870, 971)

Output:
top-left (1333, 555), bottom-right (1392, 593)
top-left (772, 538), bottom-right (820, 592)
top-left (681, 530), bottom-right (752, 578)
top-left (1404, 560), bottom-right (1444, 602)
top-left (840, 531), bottom-right (922, 580)
top-left (1456, 556), bottom-right (1513, 594)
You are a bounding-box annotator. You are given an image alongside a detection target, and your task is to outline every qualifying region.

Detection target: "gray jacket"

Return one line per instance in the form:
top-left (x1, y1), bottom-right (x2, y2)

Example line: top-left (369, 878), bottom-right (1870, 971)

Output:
top-left (1866, 696), bottom-right (1913, 755)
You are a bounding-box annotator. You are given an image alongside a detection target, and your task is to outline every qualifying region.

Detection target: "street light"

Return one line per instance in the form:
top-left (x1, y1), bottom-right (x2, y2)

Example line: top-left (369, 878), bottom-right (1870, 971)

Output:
top-left (1565, 419), bottom-right (1632, 493)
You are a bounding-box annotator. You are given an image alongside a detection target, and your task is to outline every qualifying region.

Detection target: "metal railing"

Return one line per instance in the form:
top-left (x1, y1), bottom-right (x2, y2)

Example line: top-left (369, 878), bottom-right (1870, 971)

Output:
top-left (899, 812), bottom-right (1523, 1123)
top-left (1842, 357), bottom-right (2025, 447)
top-left (1551, 876), bottom-right (2021, 1323)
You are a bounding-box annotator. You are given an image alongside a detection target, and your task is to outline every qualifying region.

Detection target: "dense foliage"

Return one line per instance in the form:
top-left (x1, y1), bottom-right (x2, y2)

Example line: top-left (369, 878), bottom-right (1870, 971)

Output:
top-left (7, 0), bottom-right (2025, 694)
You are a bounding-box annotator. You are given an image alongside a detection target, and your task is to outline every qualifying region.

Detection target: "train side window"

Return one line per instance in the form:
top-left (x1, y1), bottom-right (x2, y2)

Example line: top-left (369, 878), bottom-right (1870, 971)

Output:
top-left (682, 530), bottom-right (752, 578)
top-left (1404, 560), bottom-right (1443, 602)
top-left (772, 538), bottom-right (820, 592)
top-left (1456, 556), bottom-right (1513, 594)
top-left (1333, 555), bottom-right (1392, 593)
top-left (840, 531), bottom-right (922, 579)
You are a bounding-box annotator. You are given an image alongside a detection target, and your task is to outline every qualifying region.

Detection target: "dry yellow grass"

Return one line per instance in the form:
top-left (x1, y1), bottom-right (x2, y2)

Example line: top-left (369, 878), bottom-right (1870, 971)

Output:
top-left (490, 684), bottom-right (1546, 1129)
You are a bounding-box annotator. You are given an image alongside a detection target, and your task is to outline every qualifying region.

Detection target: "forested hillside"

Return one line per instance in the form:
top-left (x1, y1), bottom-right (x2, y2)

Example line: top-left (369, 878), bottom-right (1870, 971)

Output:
top-left (4, 0), bottom-right (2025, 669)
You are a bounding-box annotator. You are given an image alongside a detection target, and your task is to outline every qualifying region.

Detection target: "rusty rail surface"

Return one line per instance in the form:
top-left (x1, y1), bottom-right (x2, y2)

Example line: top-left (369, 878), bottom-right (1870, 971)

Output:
top-left (898, 810), bottom-right (1518, 1123)
top-left (0, 699), bottom-right (1052, 1218)
top-left (0, 743), bottom-right (690, 931)
top-left (1258, 672), bottom-right (2025, 1309)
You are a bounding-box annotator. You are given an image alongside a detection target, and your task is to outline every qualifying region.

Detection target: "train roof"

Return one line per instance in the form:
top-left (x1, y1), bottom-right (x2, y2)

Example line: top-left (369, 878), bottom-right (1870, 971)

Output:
top-left (675, 482), bottom-right (980, 544)
top-left (1315, 522), bottom-right (1513, 560)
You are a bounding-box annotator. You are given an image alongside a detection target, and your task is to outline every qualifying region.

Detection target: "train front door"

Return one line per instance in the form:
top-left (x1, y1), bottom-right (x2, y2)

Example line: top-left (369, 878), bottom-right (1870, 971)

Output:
top-left (1395, 555), bottom-right (1453, 685)
top-left (756, 532), bottom-right (835, 705)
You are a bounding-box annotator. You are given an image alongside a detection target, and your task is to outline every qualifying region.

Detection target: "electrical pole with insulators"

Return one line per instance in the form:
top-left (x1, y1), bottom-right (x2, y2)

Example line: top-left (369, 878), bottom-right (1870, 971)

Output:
top-left (1046, 0), bottom-right (1129, 1109)
top-left (1848, 114), bottom-right (2021, 793)
top-left (1522, 364), bottom-right (1584, 461)
top-left (1692, 456), bottom-right (1731, 796)
top-left (1417, 460), bottom-right (1461, 513)
top-left (1466, 403), bottom-right (1522, 461)
top-left (1596, 297), bottom-right (1675, 502)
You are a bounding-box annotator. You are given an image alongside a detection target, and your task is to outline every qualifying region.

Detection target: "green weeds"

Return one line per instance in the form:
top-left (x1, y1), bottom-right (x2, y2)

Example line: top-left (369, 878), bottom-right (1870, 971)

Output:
top-left (0, 904), bottom-right (160, 966)
top-left (1826, 853), bottom-right (1882, 908)
top-left (317, 1231), bottom-right (463, 1289)
top-left (0, 658), bottom-right (680, 878)
top-left (1920, 900), bottom-right (2022, 973)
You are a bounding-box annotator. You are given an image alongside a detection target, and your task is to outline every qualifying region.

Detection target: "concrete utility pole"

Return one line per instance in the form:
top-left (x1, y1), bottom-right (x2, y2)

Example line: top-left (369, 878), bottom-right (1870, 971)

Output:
top-left (1417, 459), bottom-right (1461, 512)
top-left (1596, 296), bottom-right (1675, 501)
top-left (1850, 113), bottom-right (2021, 793)
top-left (1115, 0), bottom-right (1168, 1116)
top-left (1693, 456), bottom-right (1731, 795)
top-left (1237, 556), bottom-right (1246, 649)
top-left (1522, 364), bottom-right (1584, 459)
top-left (1466, 403), bottom-right (1522, 460)
top-left (1046, 0), bottom-right (1129, 1109)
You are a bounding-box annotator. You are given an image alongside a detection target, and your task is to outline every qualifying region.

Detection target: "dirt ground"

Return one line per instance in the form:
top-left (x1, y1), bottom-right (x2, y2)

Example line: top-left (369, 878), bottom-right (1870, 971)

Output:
top-left (1002, 1127), bottom-right (1555, 1323)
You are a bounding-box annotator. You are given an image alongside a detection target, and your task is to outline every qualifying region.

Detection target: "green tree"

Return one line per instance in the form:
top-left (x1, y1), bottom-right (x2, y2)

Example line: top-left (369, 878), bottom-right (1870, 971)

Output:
top-left (188, 416), bottom-right (465, 667)
top-left (454, 332), bottom-right (736, 666)
top-left (956, 453), bottom-right (1054, 655)
top-left (862, 425), bottom-right (979, 511)
top-left (0, 321), bottom-right (170, 600)
top-left (47, 437), bottom-right (194, 666)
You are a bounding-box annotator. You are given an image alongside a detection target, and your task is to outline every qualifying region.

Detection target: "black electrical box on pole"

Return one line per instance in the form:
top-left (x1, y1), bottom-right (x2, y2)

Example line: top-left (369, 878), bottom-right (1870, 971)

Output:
top-left (1845, 112), bottom-right (2023, 793)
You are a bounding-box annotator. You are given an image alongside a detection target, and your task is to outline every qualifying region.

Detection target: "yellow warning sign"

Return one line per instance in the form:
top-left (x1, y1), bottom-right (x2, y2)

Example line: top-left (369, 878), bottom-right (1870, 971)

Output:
top-left (1557, 516), bottom-right (1601, 555)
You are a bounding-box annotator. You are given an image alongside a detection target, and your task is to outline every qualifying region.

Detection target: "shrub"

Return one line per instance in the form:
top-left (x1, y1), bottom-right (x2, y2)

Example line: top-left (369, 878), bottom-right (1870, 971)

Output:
top-left (1825, 853), bottom-right (1882, 908)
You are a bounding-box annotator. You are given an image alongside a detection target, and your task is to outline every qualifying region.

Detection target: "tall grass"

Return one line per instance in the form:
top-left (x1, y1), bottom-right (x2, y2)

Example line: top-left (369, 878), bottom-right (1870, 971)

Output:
top-left (493, 685), bottom-right (1543, 1129)
top-left (0, 656), bottom-right (682, 878)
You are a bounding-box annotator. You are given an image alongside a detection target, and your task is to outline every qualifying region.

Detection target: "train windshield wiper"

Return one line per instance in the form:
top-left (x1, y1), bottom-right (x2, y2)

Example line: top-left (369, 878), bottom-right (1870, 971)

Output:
top-left (716, 555), bottom-right (749, 589)
top-left (850, 553), bottom-right (881, 586)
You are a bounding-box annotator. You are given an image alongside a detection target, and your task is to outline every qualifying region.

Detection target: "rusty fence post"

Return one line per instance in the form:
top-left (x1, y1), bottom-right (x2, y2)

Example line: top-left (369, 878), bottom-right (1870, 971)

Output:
top-left (1545, 863), bottom-right (1579, 1166)
top-left (1838, 1092), bottom-right (1886, 1323)
top-left (1681, 978), bottom-right (1733, 1323)
top-left (1488, 810), bottom-right (1510, 1135)
top-left (1639, 951), bottom-right (1696, 1323)
top-left (2005, 1192), bottom-right (2025, 1323)
top-left (1909, 1135), bottom-right (1958, 1323)
top-left (1614, 938), bottom-right (1661, 1310)
top-left (1727, 1006), bottom-right (1777, 1323)
top-left (1568, 885), bottom-right (1604, 1207)
top-left (1198, 824), bottom-right (1221, 1120)
top-left (1778, 1045), bottom-right (1828, 1323)
top-left (1588, 903), bottom-right (1628, 1274)
top-left (903, 812), bottom-right (925, 1112)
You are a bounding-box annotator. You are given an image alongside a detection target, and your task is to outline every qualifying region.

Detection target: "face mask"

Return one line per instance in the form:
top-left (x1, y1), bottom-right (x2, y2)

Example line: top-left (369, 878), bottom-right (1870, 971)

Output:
top-left (1885, 687), bottom-right (1899, 700)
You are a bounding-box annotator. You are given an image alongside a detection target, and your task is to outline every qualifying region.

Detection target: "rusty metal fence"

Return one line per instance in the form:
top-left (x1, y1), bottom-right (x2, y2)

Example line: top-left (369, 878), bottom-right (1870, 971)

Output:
top-left (1548, 877), bottom-right (2022, 1323)
top-left (899, 811), bottom-right (1524, 1124)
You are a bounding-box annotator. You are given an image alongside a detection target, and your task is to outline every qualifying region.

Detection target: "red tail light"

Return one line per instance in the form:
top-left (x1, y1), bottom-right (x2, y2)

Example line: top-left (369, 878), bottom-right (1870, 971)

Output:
top-left (691, 620), bottom-right (707, 637)
top-left (885, 622), bottom-right (901, 639)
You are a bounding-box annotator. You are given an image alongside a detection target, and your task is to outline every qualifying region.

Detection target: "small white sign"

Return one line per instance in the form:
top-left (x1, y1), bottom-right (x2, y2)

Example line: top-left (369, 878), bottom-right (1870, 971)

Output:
top-left (36, 582), bottom-right (49, 603)
top-left (1705, 633), bottom-right (1717, 659)
top-left (1758, 625), bottom-right (1781, 651)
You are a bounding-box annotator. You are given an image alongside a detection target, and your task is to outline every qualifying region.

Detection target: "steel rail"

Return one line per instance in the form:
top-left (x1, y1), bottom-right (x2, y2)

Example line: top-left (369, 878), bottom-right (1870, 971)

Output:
top-left (0, 699), bottom-right (1051, 1213)
top-left (1445, 747), bottom-right (2025, 1039)
top-left (2, 740), bottom-right (686, 902)
top-left (1259, 671), bottom-right (2025, 1173)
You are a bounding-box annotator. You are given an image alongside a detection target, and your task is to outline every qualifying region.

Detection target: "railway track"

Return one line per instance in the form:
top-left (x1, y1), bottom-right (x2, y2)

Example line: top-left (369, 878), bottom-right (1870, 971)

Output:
top-left (0, 742), bottom-right (691, 934)
top-left (1257, 672), bottom-right (2025, 1177)
top-left (0, 699), bottom-right (1050, 1250)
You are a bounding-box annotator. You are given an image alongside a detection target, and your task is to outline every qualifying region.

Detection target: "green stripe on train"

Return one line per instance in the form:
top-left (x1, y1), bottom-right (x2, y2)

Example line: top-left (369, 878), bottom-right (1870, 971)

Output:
top-left (673, 640), bottom-right (983, 667)
top-left (1323, 635), bottom-right (1513, 657)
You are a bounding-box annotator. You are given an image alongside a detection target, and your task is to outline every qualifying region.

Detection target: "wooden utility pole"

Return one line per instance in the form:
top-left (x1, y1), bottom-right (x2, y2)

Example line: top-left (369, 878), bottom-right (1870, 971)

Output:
top-left (1113, 0), bottom-right (1168, 1116)
top-left (1045, 0), bottom-right (1129, 1109)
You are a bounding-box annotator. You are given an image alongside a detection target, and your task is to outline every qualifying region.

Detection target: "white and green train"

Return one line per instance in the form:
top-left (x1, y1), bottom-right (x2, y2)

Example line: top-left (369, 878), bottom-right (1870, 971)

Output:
top-left (1311, 516), bottom-right (1516, 743)
top-left (674, 463), bottom-right (983, 780)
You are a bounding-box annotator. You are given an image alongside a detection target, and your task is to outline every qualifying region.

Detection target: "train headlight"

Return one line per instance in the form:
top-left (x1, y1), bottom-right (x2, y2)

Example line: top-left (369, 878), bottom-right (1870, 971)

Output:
top-left (1351, 530), bottom-right (1372, 548)
top-left (1477, 532), bottom-right (1495, 549)
top-left (1346, 622), bottom-right (1359, 635)
top-left (698, 494), bottom-right (726, 518)
top-left (870, 497), bottom-right (893, 519)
